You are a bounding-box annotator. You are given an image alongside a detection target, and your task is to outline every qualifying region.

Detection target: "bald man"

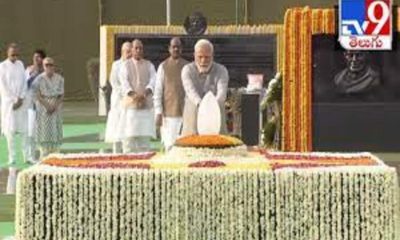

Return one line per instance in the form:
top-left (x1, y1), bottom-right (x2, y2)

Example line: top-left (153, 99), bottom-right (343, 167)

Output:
top-left (0, 43), bottom-right (31, 164)
top-left (105, 42), bottom-right (132, 153)
top-left (154, 37), bottom-right (188, 150)
top-left (181, 39), bottom-right (229, 136)
top-left (118, 39), bottom-right (157, 152)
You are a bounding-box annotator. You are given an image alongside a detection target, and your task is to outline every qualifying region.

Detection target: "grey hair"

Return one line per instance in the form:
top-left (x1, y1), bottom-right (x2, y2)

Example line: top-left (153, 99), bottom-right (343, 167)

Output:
top-left (194, 39), bottom-right (214, 53)
top-left (43, 57), bottom-right (55, 64)
top-left (121, 41), bottom-right (132, 50)
top-left (132, 39), bottom-right (143, 46)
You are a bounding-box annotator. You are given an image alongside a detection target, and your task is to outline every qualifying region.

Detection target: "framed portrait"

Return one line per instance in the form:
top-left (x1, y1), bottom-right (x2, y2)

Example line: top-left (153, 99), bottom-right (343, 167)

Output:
top-left (312, 34), bottom-right (400, 151)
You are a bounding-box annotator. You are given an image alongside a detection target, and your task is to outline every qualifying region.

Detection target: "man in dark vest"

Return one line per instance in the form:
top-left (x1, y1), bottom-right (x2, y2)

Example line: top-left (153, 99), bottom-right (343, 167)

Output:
top-left (154, 37), bottom-right (188, 150)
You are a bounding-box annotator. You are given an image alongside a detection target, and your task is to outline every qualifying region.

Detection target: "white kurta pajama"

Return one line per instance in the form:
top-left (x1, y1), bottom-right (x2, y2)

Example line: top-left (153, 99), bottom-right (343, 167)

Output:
top-left (105, 59), bottom-right (125, 153)
top-left (118, 58), bottom-right (156, 153)
top-left (154, 58), bottom-right (188, 150)
top-left (0, 59), bottom-right (29, 164)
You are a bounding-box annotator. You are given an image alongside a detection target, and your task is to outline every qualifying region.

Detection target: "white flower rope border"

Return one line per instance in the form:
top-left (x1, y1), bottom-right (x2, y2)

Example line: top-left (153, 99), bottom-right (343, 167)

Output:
top-left (15, 151), bottom-right (400, 239)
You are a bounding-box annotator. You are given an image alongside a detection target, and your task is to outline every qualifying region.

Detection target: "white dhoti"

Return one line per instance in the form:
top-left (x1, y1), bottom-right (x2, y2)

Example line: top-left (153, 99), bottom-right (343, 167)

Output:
top-left (119, 108), bottom-right (156, 153)
top-left (105, 108), bottom-right (122, 142)
top-left (161, 117), bottom-right (182, 151)
top-left (6, 167), bottom-right (17, 194)
top-left (6, 131), bottom-right (28, 164)
top-left (122, 136), bottom-right (151, 153)
top-left (26, 108), bottom-right (37, 161)
top-left (118, 57), bottom-right (157, 153)
top-left (27, 108), bottom-right (36, 137)
top-left (0, 97), bottom-right (1, 134)
top-left (105, 92), bottom-right (123, 153)
top-left (1, 99), bottom-right (28, 136)
top-left (1, 98), bottom-right (29, 164)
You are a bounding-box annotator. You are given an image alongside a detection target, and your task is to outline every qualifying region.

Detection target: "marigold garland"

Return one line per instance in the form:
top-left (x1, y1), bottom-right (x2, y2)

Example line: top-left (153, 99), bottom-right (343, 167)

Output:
top-left (42, 152), bottom-right (156, 168)
top-left (282, 7), bottom-right (338, 152)
top-left (175, 135), bottom-right (243, 148)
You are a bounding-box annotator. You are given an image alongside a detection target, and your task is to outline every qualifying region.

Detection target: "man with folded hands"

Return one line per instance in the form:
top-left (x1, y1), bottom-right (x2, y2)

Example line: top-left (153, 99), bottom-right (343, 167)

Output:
top-left (118, 39), bottom-right (156, 152)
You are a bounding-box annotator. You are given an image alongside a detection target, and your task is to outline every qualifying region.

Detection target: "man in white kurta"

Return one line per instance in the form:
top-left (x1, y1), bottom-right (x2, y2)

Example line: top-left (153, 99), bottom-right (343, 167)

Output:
top-left (181, 39), bottom-right (229, 136)
top-left (119, 39), bottom-right (156, 153)
top-left (154, 37), bottom-right (188, 151)
top-left (0, 44), bottom-right (29, 165)
top-left (105, 42), bottom-right (132, 153)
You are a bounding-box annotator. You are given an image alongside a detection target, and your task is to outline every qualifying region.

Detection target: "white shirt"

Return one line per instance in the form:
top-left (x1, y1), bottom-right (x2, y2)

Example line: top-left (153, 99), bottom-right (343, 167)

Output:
top-left (105, 59), bottom-right (125, 142)
top-left (24, 66), bottom-right (41, 109)
top-left (109, 59), bottom-right (125, 108)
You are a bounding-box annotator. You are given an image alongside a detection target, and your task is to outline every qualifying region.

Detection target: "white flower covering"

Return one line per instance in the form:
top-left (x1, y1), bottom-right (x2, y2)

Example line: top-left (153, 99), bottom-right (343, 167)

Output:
top-left (15, 156), bottom-right (400, 240)
top-left (164, 145), bottom-right (248, 160)
top-left (46, 151), bottom-right (155, 159)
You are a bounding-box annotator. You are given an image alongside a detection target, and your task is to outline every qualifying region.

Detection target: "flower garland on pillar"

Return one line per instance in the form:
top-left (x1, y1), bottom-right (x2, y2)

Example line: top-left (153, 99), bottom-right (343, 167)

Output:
top-left (311, 9), bottom-right (335, 34)
top-left (282, 7), bottom-right (312, 152)
top-left (282, 8), bottom-right (342, 152)
top-left (300, 8), bottom-right (312, 151)
top-left (282, 9), bottom-right (294, 151)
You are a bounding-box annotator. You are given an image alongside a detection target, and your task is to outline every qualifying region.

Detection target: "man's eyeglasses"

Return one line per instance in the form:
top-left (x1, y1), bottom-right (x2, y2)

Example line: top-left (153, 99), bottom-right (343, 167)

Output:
top-left (44, 63), bottom-right (54, 67)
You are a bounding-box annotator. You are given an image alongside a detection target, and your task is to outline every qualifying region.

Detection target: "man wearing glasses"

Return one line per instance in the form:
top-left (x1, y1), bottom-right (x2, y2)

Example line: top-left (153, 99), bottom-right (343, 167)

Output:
top-left (0, 43), bottom-right (31, 165)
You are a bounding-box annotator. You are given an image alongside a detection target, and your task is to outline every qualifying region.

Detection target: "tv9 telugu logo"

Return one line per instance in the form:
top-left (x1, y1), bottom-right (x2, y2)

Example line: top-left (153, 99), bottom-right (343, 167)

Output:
top-left (339, 0), bottom-right (392, 50)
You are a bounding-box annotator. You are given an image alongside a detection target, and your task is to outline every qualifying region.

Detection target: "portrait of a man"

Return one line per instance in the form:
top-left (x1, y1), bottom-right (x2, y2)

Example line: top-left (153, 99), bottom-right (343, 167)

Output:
top-left (312, 35), bottom-right (400, 151)
top-left (333, 51), bottom-right (381, 100)
top-left (184, 12), bottom-right (207, 35)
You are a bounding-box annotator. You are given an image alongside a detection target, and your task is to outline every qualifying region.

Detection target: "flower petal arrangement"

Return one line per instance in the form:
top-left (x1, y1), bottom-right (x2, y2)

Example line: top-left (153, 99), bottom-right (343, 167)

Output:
top-left (42, 152), bottom-right (156, 168)
top-left (264, 151), bottom-right (381, 170)
top-left (175, 134), bottom-right (243, 148)
top-left (39, 147), bottom-right (383, 171)
top-left (188, 160), bottom-right (226, 168)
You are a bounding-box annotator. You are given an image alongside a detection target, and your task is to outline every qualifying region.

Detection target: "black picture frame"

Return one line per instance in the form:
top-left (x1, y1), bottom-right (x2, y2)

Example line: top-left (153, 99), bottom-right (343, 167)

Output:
top-left (312, 34), bottom-right (400, 151)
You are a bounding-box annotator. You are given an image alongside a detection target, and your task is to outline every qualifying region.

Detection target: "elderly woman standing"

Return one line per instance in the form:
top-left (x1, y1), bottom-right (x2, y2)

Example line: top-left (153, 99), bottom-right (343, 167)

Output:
top-left (35, 57), bottom-right (64, 158)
